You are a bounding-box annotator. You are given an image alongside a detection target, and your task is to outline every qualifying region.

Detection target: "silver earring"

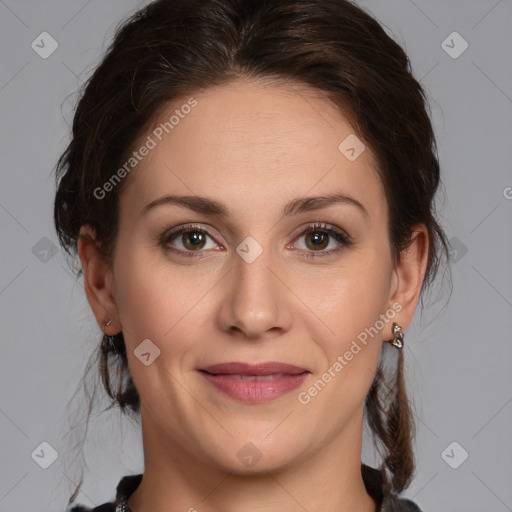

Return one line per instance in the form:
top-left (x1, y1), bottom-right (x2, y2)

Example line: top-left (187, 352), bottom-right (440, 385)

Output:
top-left (388, 322), bottom-right (404, 349)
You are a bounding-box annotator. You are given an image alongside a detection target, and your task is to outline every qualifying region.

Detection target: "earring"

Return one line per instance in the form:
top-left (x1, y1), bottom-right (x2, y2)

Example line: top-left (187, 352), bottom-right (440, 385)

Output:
top-left (387, 322), bottom-right (404, 349)
top-left (105, 319), bottom-right (113, 327)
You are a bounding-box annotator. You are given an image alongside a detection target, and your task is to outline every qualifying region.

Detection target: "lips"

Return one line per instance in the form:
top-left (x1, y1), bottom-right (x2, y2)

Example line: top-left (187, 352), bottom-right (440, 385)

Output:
top-left (199, 361), bottom-right (308, 376)
top-left (198, 362), bottom-right (310, 402)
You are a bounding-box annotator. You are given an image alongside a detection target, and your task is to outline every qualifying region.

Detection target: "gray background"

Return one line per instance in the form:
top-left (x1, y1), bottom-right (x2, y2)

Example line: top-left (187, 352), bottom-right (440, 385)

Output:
top-left (1, 1), bottom-right (511, 511)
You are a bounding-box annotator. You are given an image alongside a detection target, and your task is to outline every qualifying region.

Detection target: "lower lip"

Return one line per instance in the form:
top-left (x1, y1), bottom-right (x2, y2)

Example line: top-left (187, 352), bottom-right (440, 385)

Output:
top-left (199, 371), bottom-right (309, 403)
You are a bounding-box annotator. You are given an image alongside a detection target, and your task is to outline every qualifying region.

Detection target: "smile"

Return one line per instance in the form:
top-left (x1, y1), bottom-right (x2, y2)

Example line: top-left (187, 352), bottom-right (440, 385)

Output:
top-left (198, 371), bottom-right (309, 402)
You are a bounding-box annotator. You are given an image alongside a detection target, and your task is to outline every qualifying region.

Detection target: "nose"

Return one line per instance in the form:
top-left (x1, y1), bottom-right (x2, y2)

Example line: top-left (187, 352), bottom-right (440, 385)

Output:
top-left (216, 244), bottom-right (293, 340)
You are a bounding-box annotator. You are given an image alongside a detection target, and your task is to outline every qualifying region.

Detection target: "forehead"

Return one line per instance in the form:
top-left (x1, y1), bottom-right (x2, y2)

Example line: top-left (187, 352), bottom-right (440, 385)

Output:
top-left (120, 77), bottom-right (385, 220)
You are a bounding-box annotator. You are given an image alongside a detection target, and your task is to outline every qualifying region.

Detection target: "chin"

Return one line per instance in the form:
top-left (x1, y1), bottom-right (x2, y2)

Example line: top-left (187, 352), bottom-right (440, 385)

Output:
top-left (203, 435), bottom-right (303, 475)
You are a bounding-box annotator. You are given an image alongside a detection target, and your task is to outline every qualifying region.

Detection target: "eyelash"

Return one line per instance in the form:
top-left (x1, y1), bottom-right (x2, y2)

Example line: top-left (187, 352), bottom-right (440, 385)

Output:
top-left (159, 222), bottom-right (353, 259)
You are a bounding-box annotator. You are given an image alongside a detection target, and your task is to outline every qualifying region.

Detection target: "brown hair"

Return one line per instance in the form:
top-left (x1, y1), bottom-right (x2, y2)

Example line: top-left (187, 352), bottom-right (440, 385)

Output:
top-left (54, 0), bottom-right (451, 504)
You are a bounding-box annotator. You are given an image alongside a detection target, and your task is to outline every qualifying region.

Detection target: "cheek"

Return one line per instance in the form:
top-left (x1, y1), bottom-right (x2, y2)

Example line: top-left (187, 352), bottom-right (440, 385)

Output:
top-left (113, 250), bottom-right (207, 402)
top-left (113, 244), bottom-right (201, 346)
top-left (304, 255), bottom-right (391, 404)
top-left (308, 275), bottom-right (387, 407)
top-left (314, 253), bottom-right (391, 341)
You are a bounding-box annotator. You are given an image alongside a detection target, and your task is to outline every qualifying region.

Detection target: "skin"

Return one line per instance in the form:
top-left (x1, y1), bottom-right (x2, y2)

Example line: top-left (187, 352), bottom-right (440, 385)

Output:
top-left (78, 77), bottom-right (429, 512)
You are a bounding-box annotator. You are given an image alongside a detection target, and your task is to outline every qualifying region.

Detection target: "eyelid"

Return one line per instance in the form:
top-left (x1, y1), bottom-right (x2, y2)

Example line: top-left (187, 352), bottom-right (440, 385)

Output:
top-left (290, 222), bottom-right (351, 242)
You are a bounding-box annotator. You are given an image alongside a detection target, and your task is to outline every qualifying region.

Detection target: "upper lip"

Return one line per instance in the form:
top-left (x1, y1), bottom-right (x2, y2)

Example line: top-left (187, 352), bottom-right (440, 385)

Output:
top-left (199, 362), bottom-right (309, 376)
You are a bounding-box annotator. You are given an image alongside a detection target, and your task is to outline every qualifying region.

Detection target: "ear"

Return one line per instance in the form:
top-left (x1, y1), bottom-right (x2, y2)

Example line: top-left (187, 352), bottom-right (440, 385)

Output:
top-left (77, 225), bottom-right (121, 335)
top-left (387, 224), bottom-right (429, 336)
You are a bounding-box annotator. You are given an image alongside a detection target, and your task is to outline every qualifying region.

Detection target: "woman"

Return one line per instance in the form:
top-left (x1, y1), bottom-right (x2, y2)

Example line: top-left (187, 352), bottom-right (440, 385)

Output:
top-left (54, 0), bottom-right (450, 511)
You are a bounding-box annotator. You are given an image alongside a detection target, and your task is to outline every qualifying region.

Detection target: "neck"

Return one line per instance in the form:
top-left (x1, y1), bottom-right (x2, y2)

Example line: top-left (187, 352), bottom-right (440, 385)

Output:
top-left (128, 408), bottom-right (377, 512)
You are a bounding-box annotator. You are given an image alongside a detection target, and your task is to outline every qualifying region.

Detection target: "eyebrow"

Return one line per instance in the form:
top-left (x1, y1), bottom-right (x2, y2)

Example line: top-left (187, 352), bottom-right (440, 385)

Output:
top-left (141, 192), bottom-right (370, 220)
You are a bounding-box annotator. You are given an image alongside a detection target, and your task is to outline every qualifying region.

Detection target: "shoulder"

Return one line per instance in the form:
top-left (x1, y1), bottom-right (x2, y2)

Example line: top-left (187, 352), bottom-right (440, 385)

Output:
top-left (361, 464), bottom-right (424, 512)
top-left (66, 474), bottom-right (143, 512)
top-left (66, 504), bottom-right (116, 512)
top-left (383, 494), bottom-right (424, 512)
top-left (398, 497), bottom-right (423, 511)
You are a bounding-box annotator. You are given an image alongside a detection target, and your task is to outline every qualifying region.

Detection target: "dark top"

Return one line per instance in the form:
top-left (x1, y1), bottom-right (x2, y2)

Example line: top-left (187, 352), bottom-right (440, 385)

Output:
top-left (66, 464), bottom-right (423, 512)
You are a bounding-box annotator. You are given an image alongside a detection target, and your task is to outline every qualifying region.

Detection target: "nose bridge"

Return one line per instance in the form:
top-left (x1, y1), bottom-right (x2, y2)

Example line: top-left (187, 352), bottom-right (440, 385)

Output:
top-left (237, 248), bottom-right (275, 293)
top-left (218, 236), bottom-right (292, 338)
top-left (233, 240), bottom-right (279, 305)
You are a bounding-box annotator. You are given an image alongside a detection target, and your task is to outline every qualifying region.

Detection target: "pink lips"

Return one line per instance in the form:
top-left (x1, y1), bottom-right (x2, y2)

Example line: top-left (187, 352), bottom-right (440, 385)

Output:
top-left (198, 362), bottom-right (310, 403)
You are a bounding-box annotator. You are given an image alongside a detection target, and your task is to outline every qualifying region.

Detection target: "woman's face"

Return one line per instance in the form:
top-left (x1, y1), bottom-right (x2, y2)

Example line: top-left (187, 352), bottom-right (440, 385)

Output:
top-left (88, 78), bottom-right (422, 473)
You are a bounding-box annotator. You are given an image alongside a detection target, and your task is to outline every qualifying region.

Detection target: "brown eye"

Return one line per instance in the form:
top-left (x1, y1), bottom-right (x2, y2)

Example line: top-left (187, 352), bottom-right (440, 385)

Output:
top-left (304, 230), bottom-right (329, 250)
top-left (160, 224), bottom-right (219, 256)
top-left (290, 222), bottom-right (353, 258)
top-left (181, 231), bottom-right (207, 250)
